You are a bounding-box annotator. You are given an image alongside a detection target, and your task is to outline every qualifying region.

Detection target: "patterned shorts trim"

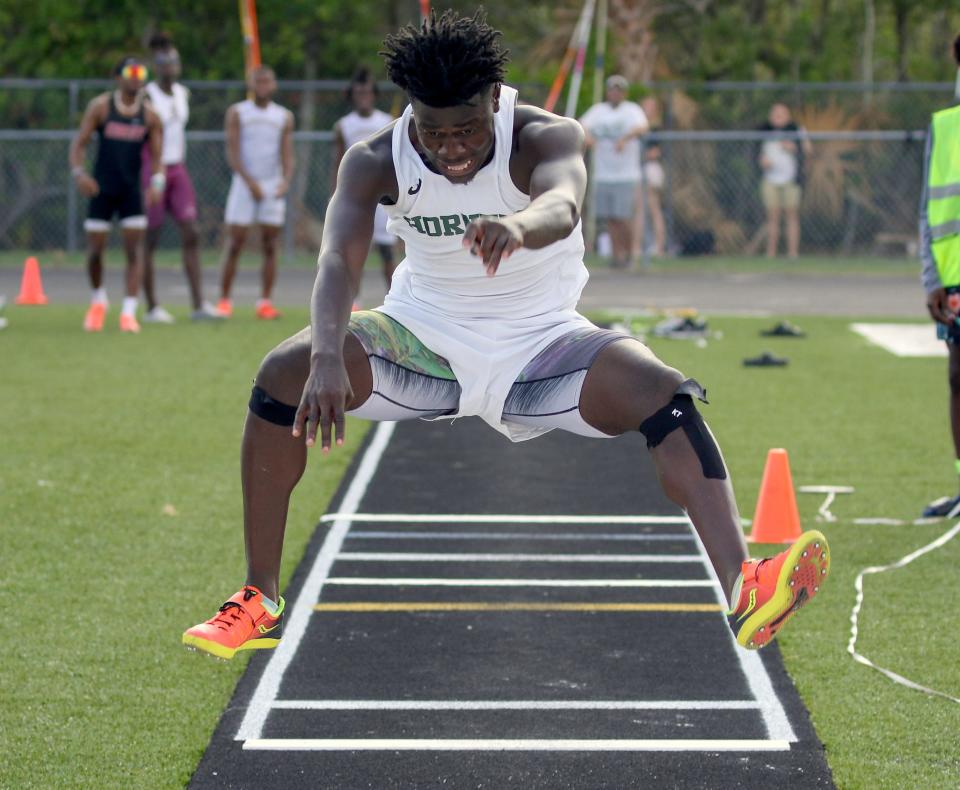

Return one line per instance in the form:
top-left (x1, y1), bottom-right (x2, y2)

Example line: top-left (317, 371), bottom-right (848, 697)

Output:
top-left (346, 310), bottom-right (629, 437)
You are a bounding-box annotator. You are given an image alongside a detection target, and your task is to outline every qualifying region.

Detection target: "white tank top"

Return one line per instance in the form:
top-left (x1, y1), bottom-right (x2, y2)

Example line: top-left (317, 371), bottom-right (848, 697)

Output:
top-left (235, 99), bottom-right (288, 181)
top-left (145, 82), bottom-right (189, 165)
top-left (339, 109), bottom-right (393, 149)
top-left (383, 85), bottom-right (587, 321)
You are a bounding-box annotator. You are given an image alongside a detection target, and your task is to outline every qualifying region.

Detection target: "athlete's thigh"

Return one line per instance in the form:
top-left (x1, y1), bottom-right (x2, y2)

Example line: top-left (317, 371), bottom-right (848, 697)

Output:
top-left (258, 325), bottom-right (372, 410)
top-left (501, 325), bottom-right (628, 438)
top-left (345, 310), bottom-right (461, 422)
top-left (578, 338), bottom-right (686, 436)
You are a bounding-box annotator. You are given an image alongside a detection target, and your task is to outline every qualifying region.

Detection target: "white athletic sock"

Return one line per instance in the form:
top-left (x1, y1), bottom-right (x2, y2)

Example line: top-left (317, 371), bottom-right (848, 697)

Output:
top-left (726, 572), bottom-right (744, 614)
top-left (260, 594), bottom-right (280, 616)
top-left (121, 297), bottom-right (138, 317)
top-left (256, 298), bottom-right (272, 309)
top-left (91, 287), bottom-right (108, 305)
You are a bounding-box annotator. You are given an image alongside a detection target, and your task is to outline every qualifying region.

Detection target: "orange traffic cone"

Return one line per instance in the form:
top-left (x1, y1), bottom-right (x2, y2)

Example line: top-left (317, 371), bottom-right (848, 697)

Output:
top-left (15, 256), bottom-right (48, 305)
top-left (747, 448), bottom-right (802, 544)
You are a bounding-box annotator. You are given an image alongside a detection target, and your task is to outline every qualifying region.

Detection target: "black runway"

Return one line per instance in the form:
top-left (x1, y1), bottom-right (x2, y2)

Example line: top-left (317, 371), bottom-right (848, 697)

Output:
top-left (190, 419), bottom-right (834, 789)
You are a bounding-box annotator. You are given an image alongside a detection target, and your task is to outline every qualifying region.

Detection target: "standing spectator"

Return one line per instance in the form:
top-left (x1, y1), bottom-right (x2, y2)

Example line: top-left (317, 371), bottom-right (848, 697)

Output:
top-left (333, 67), bottom-right (398, 287)
top-left (141, 33), bottom-right (221, 323)
top-left (919, 33), bottom-right (960, 518)
top-left (579, 74), bottom-right (648, 268)
top-left (69, 56), bottom-right (164, 333)
top-left (632, 94), bottom-right (666, 262)
top-left (758, 102), bottom-right (811, 259)
top-left (217, 65), bottom-right (295, 320)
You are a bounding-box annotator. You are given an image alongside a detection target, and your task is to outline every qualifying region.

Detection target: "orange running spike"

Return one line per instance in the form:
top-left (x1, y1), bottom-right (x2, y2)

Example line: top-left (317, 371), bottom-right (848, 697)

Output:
top-left (183, 586), bottom-right (284, 659)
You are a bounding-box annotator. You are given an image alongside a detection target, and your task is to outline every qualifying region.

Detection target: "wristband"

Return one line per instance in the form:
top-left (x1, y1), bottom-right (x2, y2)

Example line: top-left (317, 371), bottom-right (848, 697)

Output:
top-left (71, 166), bottom-right (86, 178)
top-left (150, 172), bottom-right (167, 192)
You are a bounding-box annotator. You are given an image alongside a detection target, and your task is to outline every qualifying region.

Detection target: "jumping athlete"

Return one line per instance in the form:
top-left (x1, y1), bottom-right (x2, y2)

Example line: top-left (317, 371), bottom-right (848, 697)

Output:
top-left (70, 56), bottom-right (164, 333)
top-left (333, 66), bottom-right (399, 287)
top-left (141, 33), bottom-right (221, 323)
top-left (183, 11), bottom-right (830, 660)
top-left (217, 65), bottom-right (295, 320)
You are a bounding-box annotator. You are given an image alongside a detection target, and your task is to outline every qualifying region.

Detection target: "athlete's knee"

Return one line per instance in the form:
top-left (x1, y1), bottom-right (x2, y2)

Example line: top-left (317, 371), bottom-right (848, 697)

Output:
top-left (637, 378), bottom-right (727, 480)
top-left (255, 335), bottom-right (310, 406)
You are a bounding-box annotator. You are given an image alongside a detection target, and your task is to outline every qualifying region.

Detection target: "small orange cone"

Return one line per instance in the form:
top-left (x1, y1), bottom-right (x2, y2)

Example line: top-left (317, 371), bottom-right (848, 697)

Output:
top-left (747, 448), bottom-right (802, 544)
top-left (15, 256), bottom-right (48, 305)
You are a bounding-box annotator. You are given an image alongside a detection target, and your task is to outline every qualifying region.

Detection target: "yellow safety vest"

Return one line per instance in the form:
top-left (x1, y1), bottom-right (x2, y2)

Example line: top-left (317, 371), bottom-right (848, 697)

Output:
top-left (929, 105), bottom-right (960, 286)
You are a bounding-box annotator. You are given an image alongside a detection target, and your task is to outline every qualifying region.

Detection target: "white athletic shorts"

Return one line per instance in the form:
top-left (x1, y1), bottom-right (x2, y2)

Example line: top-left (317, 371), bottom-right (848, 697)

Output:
top-left (224, 174), bottom-right (286, 227)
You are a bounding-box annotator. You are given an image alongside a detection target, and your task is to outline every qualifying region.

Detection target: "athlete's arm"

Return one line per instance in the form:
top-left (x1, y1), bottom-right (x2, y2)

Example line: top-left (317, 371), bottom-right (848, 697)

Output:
top-left (276, 109), bottom-right (295, 198)
top-left (144, 105), bottom-right (164, 205)
top-left (224, 104), bottom-right (263, 200)
top-left (69, 95), bottom-right (106, 198)
top-left (331, 121), bottom-right (347, 192)
top-left (463, 113), bottom-right (586, 276)
top-left (292, 139), bottom-right (392, 450)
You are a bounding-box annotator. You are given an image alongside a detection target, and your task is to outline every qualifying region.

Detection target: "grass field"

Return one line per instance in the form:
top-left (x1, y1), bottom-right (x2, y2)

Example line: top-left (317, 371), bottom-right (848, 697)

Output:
top-left (2, 303), bottom-right (958, 788)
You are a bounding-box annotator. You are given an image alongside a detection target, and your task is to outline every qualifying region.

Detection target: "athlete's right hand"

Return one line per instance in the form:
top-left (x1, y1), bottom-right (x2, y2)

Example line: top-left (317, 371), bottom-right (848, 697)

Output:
top-left (76, 173), bottom-right (99, 197)
top-left (927, 286), bottom-right (956, 326)
top-left (293, 354), bottom-right (353, 452)
top-left (246, 178), bottom-right (265, 201)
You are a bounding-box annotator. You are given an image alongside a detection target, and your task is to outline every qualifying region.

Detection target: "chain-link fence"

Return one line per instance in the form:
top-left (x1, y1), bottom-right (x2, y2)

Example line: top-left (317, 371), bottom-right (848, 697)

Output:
top-left (1, 126), bottom-right (927, 260)
top-left (625, 129), bottom-right (926, 261)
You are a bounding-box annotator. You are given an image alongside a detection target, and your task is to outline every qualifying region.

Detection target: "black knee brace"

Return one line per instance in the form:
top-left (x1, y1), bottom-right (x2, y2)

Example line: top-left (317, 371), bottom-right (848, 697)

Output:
top-left (249, 385), bottom-right (298, 426)
top-left (638, 379), bottom-right (726, 480)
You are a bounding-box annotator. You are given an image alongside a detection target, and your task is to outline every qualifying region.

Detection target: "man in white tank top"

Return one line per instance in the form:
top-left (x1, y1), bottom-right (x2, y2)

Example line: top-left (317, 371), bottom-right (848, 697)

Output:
top-left (184, 11), bottom-right (830, 660)
top-left (217, 65), bottom-right (294, 320)
top-left (332, 67), bottom-right (398, 288)
top-left (140, 33), bottom-right (221, 324)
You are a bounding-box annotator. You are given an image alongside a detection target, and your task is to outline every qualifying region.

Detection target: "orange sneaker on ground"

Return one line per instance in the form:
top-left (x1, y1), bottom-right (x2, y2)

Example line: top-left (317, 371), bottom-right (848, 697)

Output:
top-left (255, 300), bottom-right (282, 320)
top-left (216, 298), bottom-right (233, 318)
top-left (728, 530), bottom-right (830, 650)
top-left (119, 313), bottom-right (140, 333)
top-left (182, 586), bottom-right (284, 660)
top-left (83, 303), bottom-right (106, 332)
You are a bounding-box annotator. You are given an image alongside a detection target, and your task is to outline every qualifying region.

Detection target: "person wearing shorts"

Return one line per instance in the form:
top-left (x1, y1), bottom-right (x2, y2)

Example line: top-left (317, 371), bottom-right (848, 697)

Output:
top-left (579, 75), bottom-right (648, 268)
top-left (217, 65), bottom-right (294, 320)
top-left (183, 10), bottom-right (831, 661)
top-left (758, 103), bottom-right (811, 259)
top-left (333, 67), bottom-right (399, 289)
top-left (140, 33), bottom-right (220, 323)
top-left (69, 56), bottom-right (163, 333)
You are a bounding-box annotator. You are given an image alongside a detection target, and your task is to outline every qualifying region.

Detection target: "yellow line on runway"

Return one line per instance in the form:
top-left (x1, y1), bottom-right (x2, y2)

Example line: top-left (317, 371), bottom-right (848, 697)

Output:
top-left (313, 602), bottom-right (722, 613)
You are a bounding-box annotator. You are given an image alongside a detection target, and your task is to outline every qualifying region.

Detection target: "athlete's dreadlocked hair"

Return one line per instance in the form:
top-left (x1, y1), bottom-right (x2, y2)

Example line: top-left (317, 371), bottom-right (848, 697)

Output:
top-left (380, 8), bottom-right (509, 108)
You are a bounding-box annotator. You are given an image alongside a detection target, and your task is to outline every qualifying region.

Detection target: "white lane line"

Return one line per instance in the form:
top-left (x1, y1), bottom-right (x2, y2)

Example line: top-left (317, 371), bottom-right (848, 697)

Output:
top-left (322, 513), bottom-right (691, 525)
top-left (337, 552), bottom-right (702, 563)
top-left (688, 525), bottom-right (797, 743)
top-left (235, 422), bottom-right (396, 742)
top-left (325, 578), bottom-right (713, 587)
top-left (243, 738), bottom-right (791, 752)
top-left (271, 699), bottom-right (761, 711)
top-left (347, 531), bottom-right (694, 542)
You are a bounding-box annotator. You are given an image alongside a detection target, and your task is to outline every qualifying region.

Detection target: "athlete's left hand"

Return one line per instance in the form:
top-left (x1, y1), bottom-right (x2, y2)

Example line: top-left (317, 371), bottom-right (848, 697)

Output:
top-left (275, 178), bottom-right (290, 198)
top-left (463, 216), bottom-right (523, 277)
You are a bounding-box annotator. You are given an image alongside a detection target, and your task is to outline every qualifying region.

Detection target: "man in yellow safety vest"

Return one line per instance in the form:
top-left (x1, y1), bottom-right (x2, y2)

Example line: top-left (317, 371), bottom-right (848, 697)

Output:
top-left (920, 33), bottom-right (960, 517)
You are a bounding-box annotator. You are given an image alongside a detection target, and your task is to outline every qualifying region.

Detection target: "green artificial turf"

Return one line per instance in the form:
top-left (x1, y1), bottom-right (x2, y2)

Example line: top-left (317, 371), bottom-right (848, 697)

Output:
top-left (1, 306), bottom-right (957, 788)
top-left (0, 306), bottom-right (369, 788)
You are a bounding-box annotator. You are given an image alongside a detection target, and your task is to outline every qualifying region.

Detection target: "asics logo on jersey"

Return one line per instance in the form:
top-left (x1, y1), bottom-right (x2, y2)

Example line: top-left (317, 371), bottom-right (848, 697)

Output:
top-left (408, 179), bottom-right (422, 195)
top-left (402, 212), bottom-right (505, 238)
